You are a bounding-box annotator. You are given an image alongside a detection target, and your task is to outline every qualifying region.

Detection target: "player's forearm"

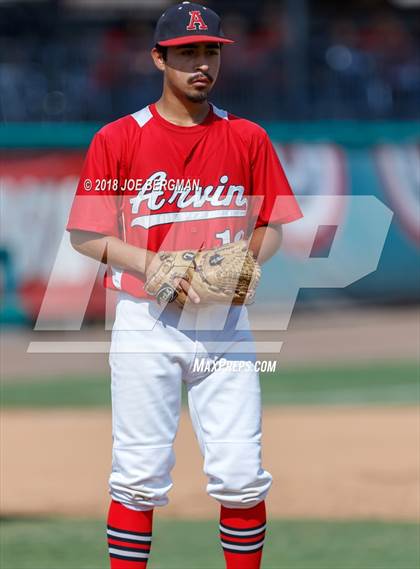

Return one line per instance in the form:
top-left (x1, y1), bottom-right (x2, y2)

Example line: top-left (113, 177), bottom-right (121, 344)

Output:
top-left (70, 230), bottom-right (153, 276)
top-left (249, 225), bottom-right (282, 264)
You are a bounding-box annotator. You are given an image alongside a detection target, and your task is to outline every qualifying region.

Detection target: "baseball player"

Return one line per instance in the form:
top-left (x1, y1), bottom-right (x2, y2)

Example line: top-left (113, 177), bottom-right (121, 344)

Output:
top-left (67, 2), bottom-right (302, 568)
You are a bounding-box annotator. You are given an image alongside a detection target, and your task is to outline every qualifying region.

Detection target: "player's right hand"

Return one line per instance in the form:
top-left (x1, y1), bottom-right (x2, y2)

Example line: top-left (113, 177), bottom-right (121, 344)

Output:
top-left (173, 276), bottom-right (201, 304)
top-left (144, 250), bottom-right (200, 306)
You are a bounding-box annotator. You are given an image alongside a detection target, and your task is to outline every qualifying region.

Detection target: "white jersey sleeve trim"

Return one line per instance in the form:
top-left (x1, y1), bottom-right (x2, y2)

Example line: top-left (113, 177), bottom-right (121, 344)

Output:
top-left (131, 106), bottom-right (153, 128)
top-left (211, 103), bottom-right (229, 120)
top-left (111, 267), bottom-right (123, 290)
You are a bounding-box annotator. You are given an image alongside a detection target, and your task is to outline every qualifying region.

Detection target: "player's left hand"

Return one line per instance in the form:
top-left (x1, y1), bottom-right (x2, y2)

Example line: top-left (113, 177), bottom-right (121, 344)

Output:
top-left (190, 240), bottom-right (261, 305)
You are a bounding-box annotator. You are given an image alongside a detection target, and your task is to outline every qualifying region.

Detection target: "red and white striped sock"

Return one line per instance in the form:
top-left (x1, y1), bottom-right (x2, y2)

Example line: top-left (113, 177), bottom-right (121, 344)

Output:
top-left (107, 500), bottom-right (153, 568)
top-left (220, 501), bottom-right (267, 569)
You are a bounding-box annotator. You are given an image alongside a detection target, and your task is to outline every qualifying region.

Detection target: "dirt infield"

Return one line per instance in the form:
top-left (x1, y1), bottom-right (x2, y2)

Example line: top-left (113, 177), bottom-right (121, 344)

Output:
top-left (2, 406), bottom-right (419, 521)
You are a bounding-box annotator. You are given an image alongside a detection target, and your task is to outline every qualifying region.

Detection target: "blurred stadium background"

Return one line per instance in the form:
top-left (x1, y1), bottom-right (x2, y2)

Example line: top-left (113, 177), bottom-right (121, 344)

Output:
top-left (0, 0), bottom-right (419, 568)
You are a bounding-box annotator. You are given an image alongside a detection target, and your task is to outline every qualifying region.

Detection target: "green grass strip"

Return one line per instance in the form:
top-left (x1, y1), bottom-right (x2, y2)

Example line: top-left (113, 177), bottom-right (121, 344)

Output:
top-left (0, 517), bottom-right (418, 569)
top-left (261, 360), bottom-right (419, 406)
top-left (0, 361), bottom-right (418, 408)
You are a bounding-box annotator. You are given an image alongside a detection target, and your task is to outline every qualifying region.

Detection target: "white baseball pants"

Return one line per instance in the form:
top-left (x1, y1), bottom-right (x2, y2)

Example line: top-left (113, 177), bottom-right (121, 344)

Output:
top-left (108, 293), bottom-right (272, 511)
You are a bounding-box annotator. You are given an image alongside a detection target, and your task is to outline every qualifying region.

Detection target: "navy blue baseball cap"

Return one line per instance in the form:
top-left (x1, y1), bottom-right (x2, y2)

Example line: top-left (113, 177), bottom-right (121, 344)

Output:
top-left (154, 1), bottom-right (234, 47)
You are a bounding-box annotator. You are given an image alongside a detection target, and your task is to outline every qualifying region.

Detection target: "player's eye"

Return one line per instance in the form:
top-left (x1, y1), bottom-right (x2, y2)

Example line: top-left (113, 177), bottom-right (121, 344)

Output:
top-left (207, 50), bottom-right (219, 56)
top-left (181, 49), bottom-right (195, 56)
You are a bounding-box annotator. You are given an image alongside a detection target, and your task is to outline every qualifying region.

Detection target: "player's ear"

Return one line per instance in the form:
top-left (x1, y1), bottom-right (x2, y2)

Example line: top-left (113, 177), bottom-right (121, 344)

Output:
top-left (151, 46), bottom-right (166, 72)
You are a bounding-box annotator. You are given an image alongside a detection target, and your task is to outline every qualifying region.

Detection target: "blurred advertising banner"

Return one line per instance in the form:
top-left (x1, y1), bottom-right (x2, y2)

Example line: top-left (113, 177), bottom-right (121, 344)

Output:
top-left (0, 126), bottom-right (418, 323)
top-left (0, 152), bottom-right (105, 323)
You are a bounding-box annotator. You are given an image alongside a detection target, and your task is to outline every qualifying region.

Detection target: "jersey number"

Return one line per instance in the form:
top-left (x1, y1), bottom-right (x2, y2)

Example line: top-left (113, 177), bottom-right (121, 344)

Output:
top-left (215, 229), bottom-right (245, 245)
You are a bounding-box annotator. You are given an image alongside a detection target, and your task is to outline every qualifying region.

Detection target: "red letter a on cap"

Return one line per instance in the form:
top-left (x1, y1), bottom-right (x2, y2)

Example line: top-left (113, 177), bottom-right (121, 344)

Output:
top-left (186, 10), bottom-right (208, 31)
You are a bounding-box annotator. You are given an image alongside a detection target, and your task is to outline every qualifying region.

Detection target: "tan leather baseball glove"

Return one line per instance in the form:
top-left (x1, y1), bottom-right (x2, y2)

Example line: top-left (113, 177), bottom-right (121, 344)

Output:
top-left (144, 241), bottom-right (260, 307)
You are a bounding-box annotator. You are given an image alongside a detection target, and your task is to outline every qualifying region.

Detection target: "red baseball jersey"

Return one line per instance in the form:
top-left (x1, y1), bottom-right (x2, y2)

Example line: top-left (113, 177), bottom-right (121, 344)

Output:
top-left (67, 103), bottom-right (302, 299)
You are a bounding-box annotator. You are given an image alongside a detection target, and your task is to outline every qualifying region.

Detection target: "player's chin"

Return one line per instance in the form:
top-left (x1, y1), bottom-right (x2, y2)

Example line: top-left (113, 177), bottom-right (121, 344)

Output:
top-left (185, 84), bottom-right (211, 102)
top-left (185, 90), bottom-right (209, 103)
